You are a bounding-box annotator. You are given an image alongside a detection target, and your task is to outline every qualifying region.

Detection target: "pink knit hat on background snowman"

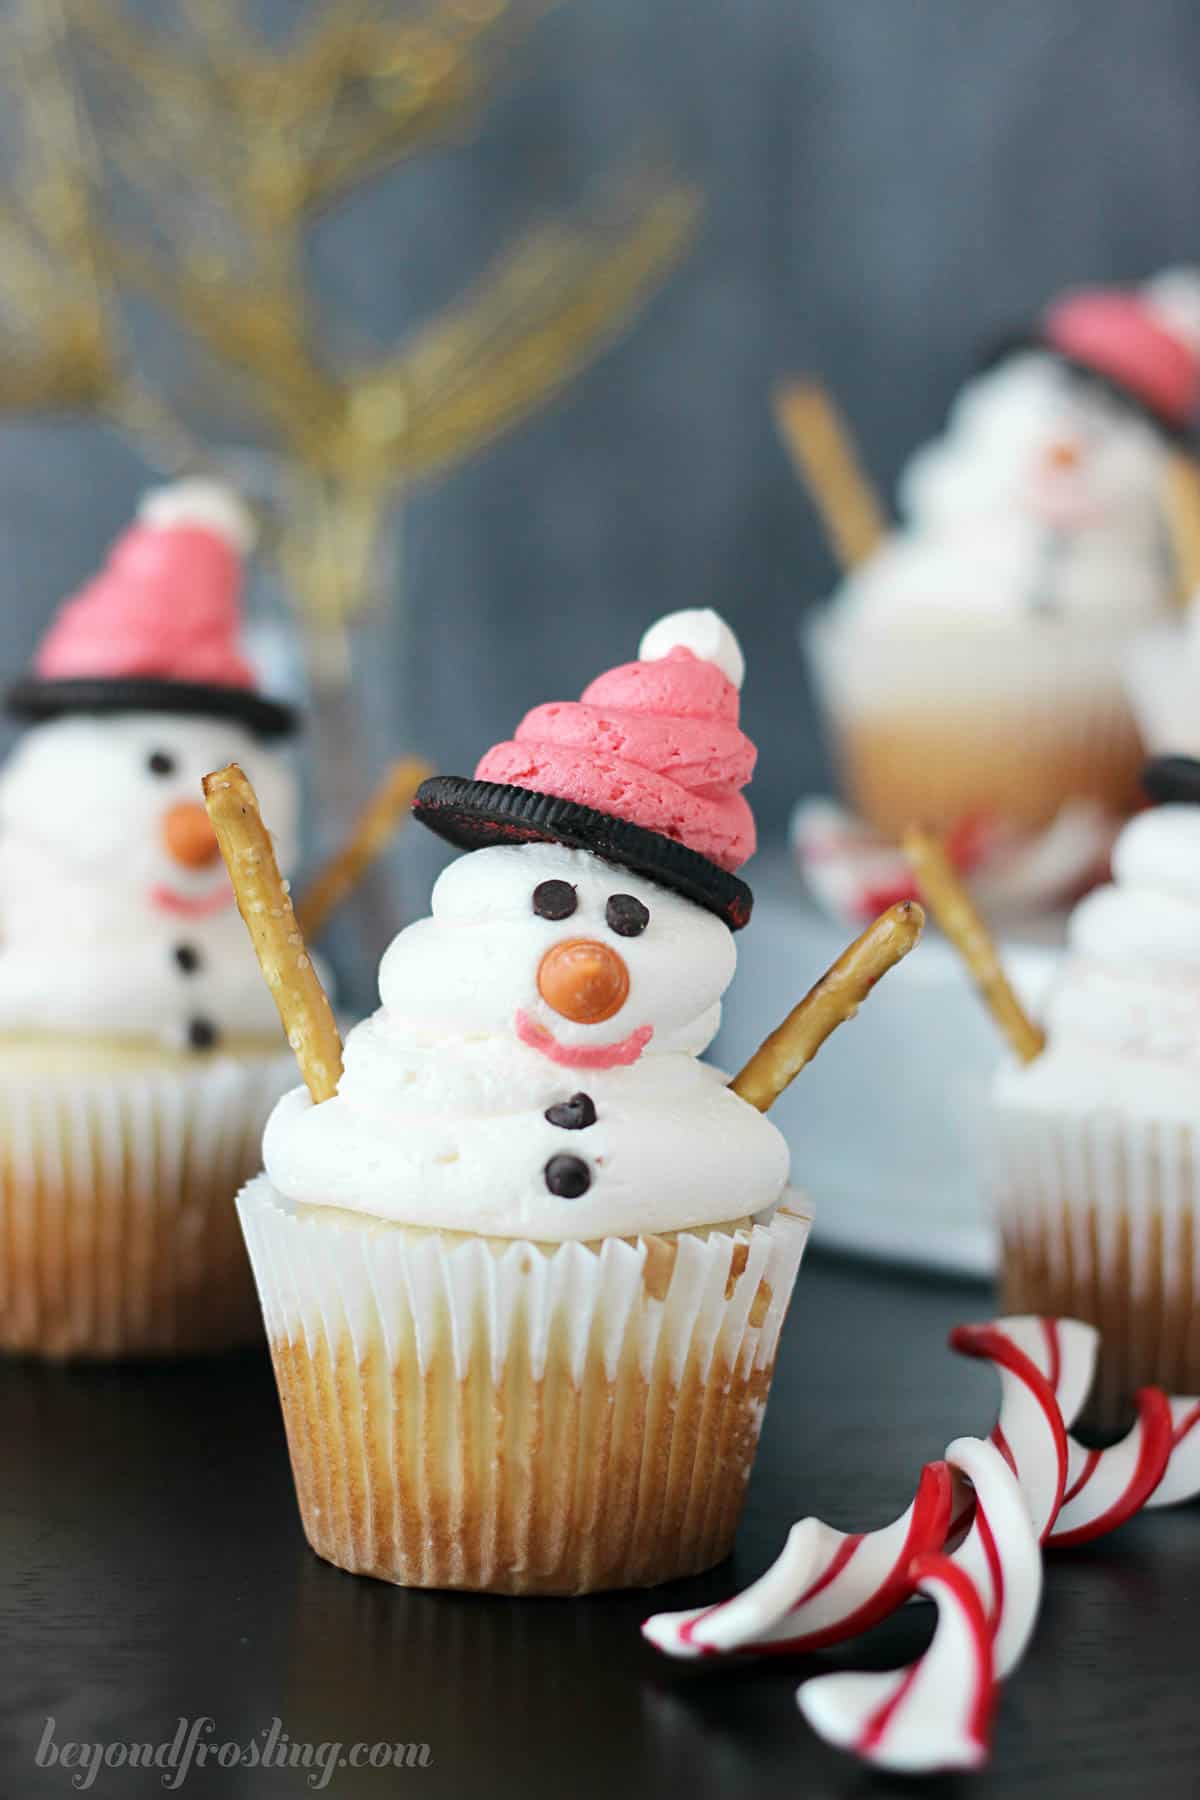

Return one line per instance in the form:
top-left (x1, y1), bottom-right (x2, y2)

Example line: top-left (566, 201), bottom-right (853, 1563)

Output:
top-left (415, 609), bottom-right (759, 930)
top-left (1037, 266), bottom-right (1200, 437)
top-left (9, 479), bottom-right (294, 738)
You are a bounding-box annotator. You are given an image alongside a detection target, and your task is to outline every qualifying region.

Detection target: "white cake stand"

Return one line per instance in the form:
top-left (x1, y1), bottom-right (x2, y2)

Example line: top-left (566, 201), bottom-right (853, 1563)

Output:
top-left (713, 850), bottom-right (1064, 1278)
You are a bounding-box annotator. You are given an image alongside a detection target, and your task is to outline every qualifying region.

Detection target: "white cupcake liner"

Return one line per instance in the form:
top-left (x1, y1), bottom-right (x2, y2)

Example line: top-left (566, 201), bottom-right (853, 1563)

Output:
top-left (990, 1102), bottom-right (1200, 1427)
top-left (237, 1176), bottom-right (812, 1594)
top-left (0, 1051), bottom-right (296, 1357)
top-left (804, 611), bottom-right (1145, 840)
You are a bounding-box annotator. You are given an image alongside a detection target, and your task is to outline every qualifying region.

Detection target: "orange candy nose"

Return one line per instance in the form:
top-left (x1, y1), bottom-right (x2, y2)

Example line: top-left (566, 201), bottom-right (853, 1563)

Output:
top-left (537, 938), bottom-right (630, 1024)
top-left (163, 799), bottom-right (222, 869)
top-left (1044, 437), bottom-right (1083, 472)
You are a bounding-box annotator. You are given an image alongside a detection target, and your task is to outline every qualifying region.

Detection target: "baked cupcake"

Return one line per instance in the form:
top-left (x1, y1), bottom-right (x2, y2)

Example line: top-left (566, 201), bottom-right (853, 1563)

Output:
top-left (237, 609), bottom-right (813, 1595)
top-left (990, 759), bottom-right (1200, 1427)
top-left (808, 270), bottom-right (1200, 844)
top-left (0, 480), bottom-right (302, 1356)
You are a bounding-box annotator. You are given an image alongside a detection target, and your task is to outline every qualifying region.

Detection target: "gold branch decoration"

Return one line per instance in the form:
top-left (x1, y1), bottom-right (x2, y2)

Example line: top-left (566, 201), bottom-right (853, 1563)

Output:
top-left (0, 0), bottom-right (700, 633)
top-left (356, 178), bottom-right (703, 479)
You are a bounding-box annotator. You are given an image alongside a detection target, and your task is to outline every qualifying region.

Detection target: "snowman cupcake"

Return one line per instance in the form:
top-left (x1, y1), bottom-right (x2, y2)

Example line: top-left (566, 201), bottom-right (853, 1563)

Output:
top-left (991, 758), bottom-right (1200, 1427)
top-left (0, 480), bottom-right (302, 1356)
top-left (237, 610), bottom-right (813, 1595)
top-left (809, 270), bottom-right (1200, 846)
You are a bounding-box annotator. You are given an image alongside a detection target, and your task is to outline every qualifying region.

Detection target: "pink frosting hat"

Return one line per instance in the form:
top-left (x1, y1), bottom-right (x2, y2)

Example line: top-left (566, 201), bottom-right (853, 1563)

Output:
top-left (415, 611), bottom-right (759, 929)
top-left (8, 479), bottom-right (294, 738)
top-left (1042, 289), bottom-right (1198, 435)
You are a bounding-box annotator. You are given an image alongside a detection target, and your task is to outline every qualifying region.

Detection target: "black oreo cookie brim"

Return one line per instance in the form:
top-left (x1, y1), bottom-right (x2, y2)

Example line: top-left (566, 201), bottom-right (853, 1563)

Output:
top-left (7, 676), bottom-right (296, 740)
top-left (1142, 755), bottom-right (1200, 806)
top-left (974, 331), bottom-right (1194, 445)
top-left (413, 776), bottom-right (754, 931)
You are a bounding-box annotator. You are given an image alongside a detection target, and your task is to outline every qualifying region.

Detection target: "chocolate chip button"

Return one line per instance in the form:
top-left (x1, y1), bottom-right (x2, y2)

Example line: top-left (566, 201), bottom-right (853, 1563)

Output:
top-left (174, 943), bottom-right (201, 975)
top-left (1143, 756), bottom-right (1200, 807)
top-left (188, 1016), bottom-right (218, 1051)
top-left (532, 878), bottom-right (578, 921)
top-left (544, 1092), bottom-right (597, 1131)
top-left (544, 1154), bottom-right (590, 1198)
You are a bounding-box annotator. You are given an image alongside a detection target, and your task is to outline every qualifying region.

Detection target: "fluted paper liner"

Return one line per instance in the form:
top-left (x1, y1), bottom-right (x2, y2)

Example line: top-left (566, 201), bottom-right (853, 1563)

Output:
top-left (0, 1053), bottom-right (295, 1357)
top-left (238, 1177), bottom-right (812, 1595)
top-left (992, 1105), bottom-right (1200, 1430)
top-left (806, 614), bottom-right (1144, 839)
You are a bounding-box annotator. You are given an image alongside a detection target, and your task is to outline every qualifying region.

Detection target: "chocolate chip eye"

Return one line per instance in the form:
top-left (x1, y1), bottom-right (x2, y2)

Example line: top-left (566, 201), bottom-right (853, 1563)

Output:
top-left (605, 893), bottom-right (649, 938)
top-left (532, 879), bottom-right (577, 921)
top-left (147, 749), bottom-right (177, 778)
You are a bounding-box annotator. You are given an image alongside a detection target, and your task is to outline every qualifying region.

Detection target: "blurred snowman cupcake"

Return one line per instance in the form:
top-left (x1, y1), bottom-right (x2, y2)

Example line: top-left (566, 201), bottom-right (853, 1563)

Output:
top-left (991, 757), bottom-right (1200, 1427)
top-left (0, 480), bottom-right (302, 1356)
top-left (238, 609), bottom-right (814, 1595)
top-left (809, 269), bottom-right (1200, 846)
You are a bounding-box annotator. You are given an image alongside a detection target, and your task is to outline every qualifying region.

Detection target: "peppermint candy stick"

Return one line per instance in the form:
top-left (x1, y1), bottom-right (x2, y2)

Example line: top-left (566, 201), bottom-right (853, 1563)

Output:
top-left (944, 1435), bottom-right (1042, 1678)
top-left (799, 1437), bottom-right (1038, 1772)
top-left (797, 1554), bottom-right (995, 1774)
top-left (641, 1461), bottom-right (952, 1660)
top-left (974, 1314), bottom-right (1100, 1433)
top-left (948, 1322), bottom-right (1070, 1540)
top-left (956, 1316), bottom-right (1186, 1543)
top-left (1047, 1387), bottom-right (1175, 1547)
top-left (1143, 1397), bottom-right (1200, 1510)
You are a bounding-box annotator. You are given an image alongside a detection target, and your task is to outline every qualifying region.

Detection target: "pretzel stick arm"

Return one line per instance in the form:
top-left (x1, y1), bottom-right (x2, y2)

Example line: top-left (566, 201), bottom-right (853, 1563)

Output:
top-left (296, 756), bottom-right (433, 942)
top-left (729, 901), bottom-right (924, 1113)
top-left (203, 763), bottom-right (344, 1104)
top-left (903, 826), bottom-right (1045, 1065)
top-left (772, 379), bottom-right (889, 572)
top-left (1166, 452), bottom-right (1200, 604)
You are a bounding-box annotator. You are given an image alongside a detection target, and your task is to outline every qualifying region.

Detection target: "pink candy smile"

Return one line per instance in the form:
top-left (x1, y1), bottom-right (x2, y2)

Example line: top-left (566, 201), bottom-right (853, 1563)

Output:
top-left (150, 883), bottom-right (236, 919)
top-left (515, 1009), bottom-right (653, 1069)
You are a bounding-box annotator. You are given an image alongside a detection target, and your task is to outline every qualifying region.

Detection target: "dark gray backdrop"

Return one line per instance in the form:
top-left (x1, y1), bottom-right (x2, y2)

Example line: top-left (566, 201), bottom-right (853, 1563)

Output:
top-left (2, 0), bottom-right (1199, 845)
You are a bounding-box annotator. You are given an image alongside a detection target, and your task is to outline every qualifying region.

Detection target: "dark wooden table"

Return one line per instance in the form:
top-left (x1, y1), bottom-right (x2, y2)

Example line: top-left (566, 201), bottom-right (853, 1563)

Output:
top-left (3, 1250), bottom-right (1196, 1798)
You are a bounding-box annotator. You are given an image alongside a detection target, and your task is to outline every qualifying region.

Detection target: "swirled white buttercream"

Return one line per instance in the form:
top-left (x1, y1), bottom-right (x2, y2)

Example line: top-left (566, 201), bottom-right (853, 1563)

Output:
top-left (263, 841), bottom-right (790, 1239)
top-left (994, 805), bottom-right (1200, 1121)
top-left (830, 351), bottom-right (1173, 634)
top-left (0, 711), bottom-right (298, 1048)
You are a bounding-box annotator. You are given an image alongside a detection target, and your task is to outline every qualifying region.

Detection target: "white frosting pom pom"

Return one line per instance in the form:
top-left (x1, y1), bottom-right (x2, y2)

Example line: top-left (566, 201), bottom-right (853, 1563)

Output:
top-left (1143, 266), bottom-right (1200, 354)
top-left (139, 478), bottom-right (257, 553)
top-left (638, 609), bottom-right (745, 690)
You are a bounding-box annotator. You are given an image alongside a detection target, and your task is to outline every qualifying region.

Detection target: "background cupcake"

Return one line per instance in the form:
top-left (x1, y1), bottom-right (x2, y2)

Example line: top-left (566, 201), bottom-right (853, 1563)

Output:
top-left (0, 480), bottom-right (303, 1357)
top-left (807, 269), bottom-right (1200, 848)
top-left (238, 609), bottom-right (812, 1595)
top-left (990, 763), bottom-right (1200, 1427)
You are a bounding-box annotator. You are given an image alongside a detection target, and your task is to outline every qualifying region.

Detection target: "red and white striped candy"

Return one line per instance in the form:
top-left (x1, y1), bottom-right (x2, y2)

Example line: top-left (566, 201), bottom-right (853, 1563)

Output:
top-left (976, 1314), bottom-right (1100, 1433)
top-left (943, 1435), bottom-right (1042, 1678)
top-left (640, 1461), bottom-right (953, 1660)
top-left (797, 1553), bottom-right (995, 1774)
top-left (646, 1310), bottom-right (1195, 1781)
top-left (1144, 1397), bottom-right (1200, 1510)
top-left (1048, 1386), bottom-right (1175, 1545)
top-left (948, 1321), bottom-right (1070, 1540)
top-left (956, 1316), bottom-right (1185, 1543)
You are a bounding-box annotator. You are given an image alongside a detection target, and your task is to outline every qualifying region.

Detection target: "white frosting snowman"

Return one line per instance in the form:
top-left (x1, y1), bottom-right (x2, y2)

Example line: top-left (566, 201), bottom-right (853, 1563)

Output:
top-left (994, 803), bottom-right (1200, 1122)
top-left (830, 268), bottom-right (1200, 636)
top-left (0, 710), bottom-right (297, 1049)
top-left (0, 478), bottom-right (303, 1053)
top-left (265, 611), bottom-right (790, 1242)
top-left (265, 841), bottom-right (789, 1240)
top-left (839, 349), bottom-right (1173, 632)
